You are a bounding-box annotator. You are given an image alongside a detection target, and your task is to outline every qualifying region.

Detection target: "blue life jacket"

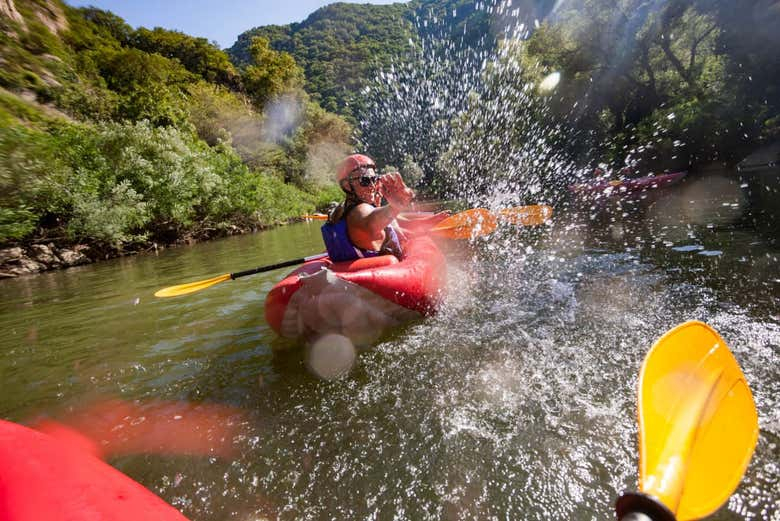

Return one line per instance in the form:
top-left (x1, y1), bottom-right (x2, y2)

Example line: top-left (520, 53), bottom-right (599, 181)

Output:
top-left (321, 217), bottom-right (403, 263)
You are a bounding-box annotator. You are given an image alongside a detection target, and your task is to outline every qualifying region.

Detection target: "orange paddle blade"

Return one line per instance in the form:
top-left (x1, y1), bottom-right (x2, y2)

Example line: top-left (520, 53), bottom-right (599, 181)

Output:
top-left (498, 204), bottom-right (553, 226)
top-left (302, 214), bottom-right (328, 220)
top-left (430, 208), bottom-right (498, 239)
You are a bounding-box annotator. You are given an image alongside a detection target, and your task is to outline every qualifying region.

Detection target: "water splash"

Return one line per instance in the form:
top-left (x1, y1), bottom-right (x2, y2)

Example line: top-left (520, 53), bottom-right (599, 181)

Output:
top-left (357, 4), bottom-right (580, 208)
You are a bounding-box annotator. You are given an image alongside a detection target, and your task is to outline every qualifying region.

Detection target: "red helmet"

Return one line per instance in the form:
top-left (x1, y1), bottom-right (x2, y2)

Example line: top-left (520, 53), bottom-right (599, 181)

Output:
top-left (337, 154), bottom-right (376, 186)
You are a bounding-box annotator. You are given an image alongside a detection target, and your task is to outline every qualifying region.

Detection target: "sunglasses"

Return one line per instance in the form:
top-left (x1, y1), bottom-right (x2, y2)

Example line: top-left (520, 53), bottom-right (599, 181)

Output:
top-left (348, 165), bottom-right (381, 187)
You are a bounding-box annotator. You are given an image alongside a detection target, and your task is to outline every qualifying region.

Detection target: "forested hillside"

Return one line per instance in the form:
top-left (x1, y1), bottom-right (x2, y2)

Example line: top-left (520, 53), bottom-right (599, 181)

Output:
top-left (234, 0), bottom-right (779, 173)
top-left (0, 0), bottom-right (349, 272)
top-left (228, 1), bottom-right (558, 119)
top-left (229, 2), bottom-right (417, 118)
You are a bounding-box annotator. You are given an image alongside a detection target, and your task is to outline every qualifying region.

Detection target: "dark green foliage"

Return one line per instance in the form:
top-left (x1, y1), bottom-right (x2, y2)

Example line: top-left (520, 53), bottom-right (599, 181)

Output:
top-left (77, 7), bottom-right (133, 45)
top-left (517, 0), bottom-right (780, 166)
top-left (241, 36), bottom-right (304, 109)
top-left (229, 2), bottom-right (417, 118)
top-left (0, 120), bottom-right (329, 247)
top-left (95, 48), bottom-right (194, 125)
top-left (128, 27), bottom-right (241, 89)
top-left (411, 0), bottom-right (502, 47)
top-left (706, 0), bottom-right (780, 144)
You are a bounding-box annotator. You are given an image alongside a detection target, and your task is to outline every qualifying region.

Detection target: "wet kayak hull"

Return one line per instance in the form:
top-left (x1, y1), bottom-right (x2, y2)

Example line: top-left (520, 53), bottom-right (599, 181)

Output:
top-left (265, 236), bottom-right (446, 345)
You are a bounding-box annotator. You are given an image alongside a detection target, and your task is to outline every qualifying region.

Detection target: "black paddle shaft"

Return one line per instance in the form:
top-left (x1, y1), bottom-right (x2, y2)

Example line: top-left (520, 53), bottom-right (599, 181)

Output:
top-left (616, 492), bottom-right (676, 521)
top-left (230, 253), bottom-right (328, 280)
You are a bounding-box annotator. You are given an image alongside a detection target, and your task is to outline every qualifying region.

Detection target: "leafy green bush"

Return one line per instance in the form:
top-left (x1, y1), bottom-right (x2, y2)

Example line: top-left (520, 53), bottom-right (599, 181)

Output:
top-left (0, 207), bottom-right (36, 241)
top-left (0, 125), bottom-right (65, 243)
top-left (52, 81), bottom-right (120, 122)
top-left (0, 119), bottom-right (340, 247)
top-left (68, 180), bottom-right (149, 246)
top-left (73, 7), bottom-right (132, 47)
top-left (308, 182), bottom-right (344, 210)
top-left (241, 37), bottom-right (304, 109)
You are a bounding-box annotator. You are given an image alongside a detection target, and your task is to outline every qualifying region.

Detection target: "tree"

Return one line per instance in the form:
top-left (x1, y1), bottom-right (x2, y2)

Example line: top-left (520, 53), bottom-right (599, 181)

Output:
top-left (97, 48), bottom-right (195, 125)
top-left (519, 0), bottom-right (731, 166)
top-left (128, 27), bottom-right (241, 89)
top-left (76, 7), bottom-right (132, 46)
top-left (241, 36), bottom-right (304, 109)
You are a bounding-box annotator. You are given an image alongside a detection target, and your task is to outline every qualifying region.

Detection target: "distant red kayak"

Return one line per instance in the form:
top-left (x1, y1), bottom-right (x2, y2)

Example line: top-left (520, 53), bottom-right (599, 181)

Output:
top-left (569, 171), bottom-right (687, 198)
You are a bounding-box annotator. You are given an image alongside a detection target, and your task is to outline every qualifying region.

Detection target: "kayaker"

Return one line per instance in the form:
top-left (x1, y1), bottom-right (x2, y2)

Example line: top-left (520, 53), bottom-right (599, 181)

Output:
top-left (322, 154), bottom-right (414, 262)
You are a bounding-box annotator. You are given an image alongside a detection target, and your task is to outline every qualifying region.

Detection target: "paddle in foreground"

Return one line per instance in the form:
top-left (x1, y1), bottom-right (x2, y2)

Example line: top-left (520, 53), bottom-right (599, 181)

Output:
top-left (616, 321), bottom-right (759, 521)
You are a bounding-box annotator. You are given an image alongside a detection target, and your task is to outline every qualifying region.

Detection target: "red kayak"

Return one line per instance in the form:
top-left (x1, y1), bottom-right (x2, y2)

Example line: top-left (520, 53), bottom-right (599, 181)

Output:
top-left (265, 235), bottom-right (446, 345)
top-left (569, 171), bottom-right (687, 198)
top-left (0, 400), bottom-right (244, 521)
top-left (0, 419), bottom-right (189, 521)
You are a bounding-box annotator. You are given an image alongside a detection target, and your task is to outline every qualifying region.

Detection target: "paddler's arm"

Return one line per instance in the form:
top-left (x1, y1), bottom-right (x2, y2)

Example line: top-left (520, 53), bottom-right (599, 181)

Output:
top-left (347, 172), bottom-right (414, 249)
top-left (396, 211), bottom-right (451, 231)
top-left (346, 201), bottom-right (406, 248)
top-left (363, 171), bottom-right (414, 232)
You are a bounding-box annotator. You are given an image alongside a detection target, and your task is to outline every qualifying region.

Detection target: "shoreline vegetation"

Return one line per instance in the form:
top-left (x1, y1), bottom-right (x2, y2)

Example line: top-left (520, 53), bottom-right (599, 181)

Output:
top-left (0, 216), bottom-right (314, 278)
top-left (1, 0), bottom-right (351, 279)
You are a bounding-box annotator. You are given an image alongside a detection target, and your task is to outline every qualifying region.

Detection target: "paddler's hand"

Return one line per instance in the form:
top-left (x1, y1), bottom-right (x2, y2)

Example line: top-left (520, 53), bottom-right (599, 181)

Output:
top-left (380, 172), bottom-right (414, 210)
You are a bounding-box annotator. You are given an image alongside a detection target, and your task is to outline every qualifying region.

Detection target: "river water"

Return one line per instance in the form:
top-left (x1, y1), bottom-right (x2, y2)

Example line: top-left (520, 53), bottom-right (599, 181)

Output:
top-left (1, 172), bottom-right (778, 520)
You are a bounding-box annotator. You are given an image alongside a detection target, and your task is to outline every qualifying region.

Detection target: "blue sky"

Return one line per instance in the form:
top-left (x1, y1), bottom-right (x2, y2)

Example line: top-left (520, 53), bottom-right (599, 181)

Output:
top-left (65, 0), bottom-right (406, 49)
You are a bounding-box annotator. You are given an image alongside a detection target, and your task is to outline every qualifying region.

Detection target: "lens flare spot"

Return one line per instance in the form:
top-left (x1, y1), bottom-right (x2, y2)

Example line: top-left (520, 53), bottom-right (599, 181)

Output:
top-left (539, 71), bottom-right (561, 92)
top-left (307, 334), bottom-right (357, 380)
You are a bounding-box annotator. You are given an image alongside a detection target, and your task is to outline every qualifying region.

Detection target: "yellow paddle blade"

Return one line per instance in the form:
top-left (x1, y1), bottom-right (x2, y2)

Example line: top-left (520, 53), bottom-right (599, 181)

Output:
top-left (498, 204), bottom-right (553, 226)
top-left (430, 208), bottom-right (498, 239)
top-left (637, 321), bottom-right (758, 520)
top-left (154, 273), bottom-right (232, 297)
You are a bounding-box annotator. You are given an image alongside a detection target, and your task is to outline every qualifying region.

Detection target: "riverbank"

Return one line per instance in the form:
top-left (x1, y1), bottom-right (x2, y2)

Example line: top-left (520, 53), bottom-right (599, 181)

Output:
top-left (0, 197), bottom-right (451, 279)
top-left (0, 222), bottom-right (279, 278)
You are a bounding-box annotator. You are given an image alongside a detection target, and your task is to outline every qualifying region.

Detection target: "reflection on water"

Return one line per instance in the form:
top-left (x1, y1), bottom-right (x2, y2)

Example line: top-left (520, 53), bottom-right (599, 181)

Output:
top-left (0, 172), bottom-right (777, 520)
